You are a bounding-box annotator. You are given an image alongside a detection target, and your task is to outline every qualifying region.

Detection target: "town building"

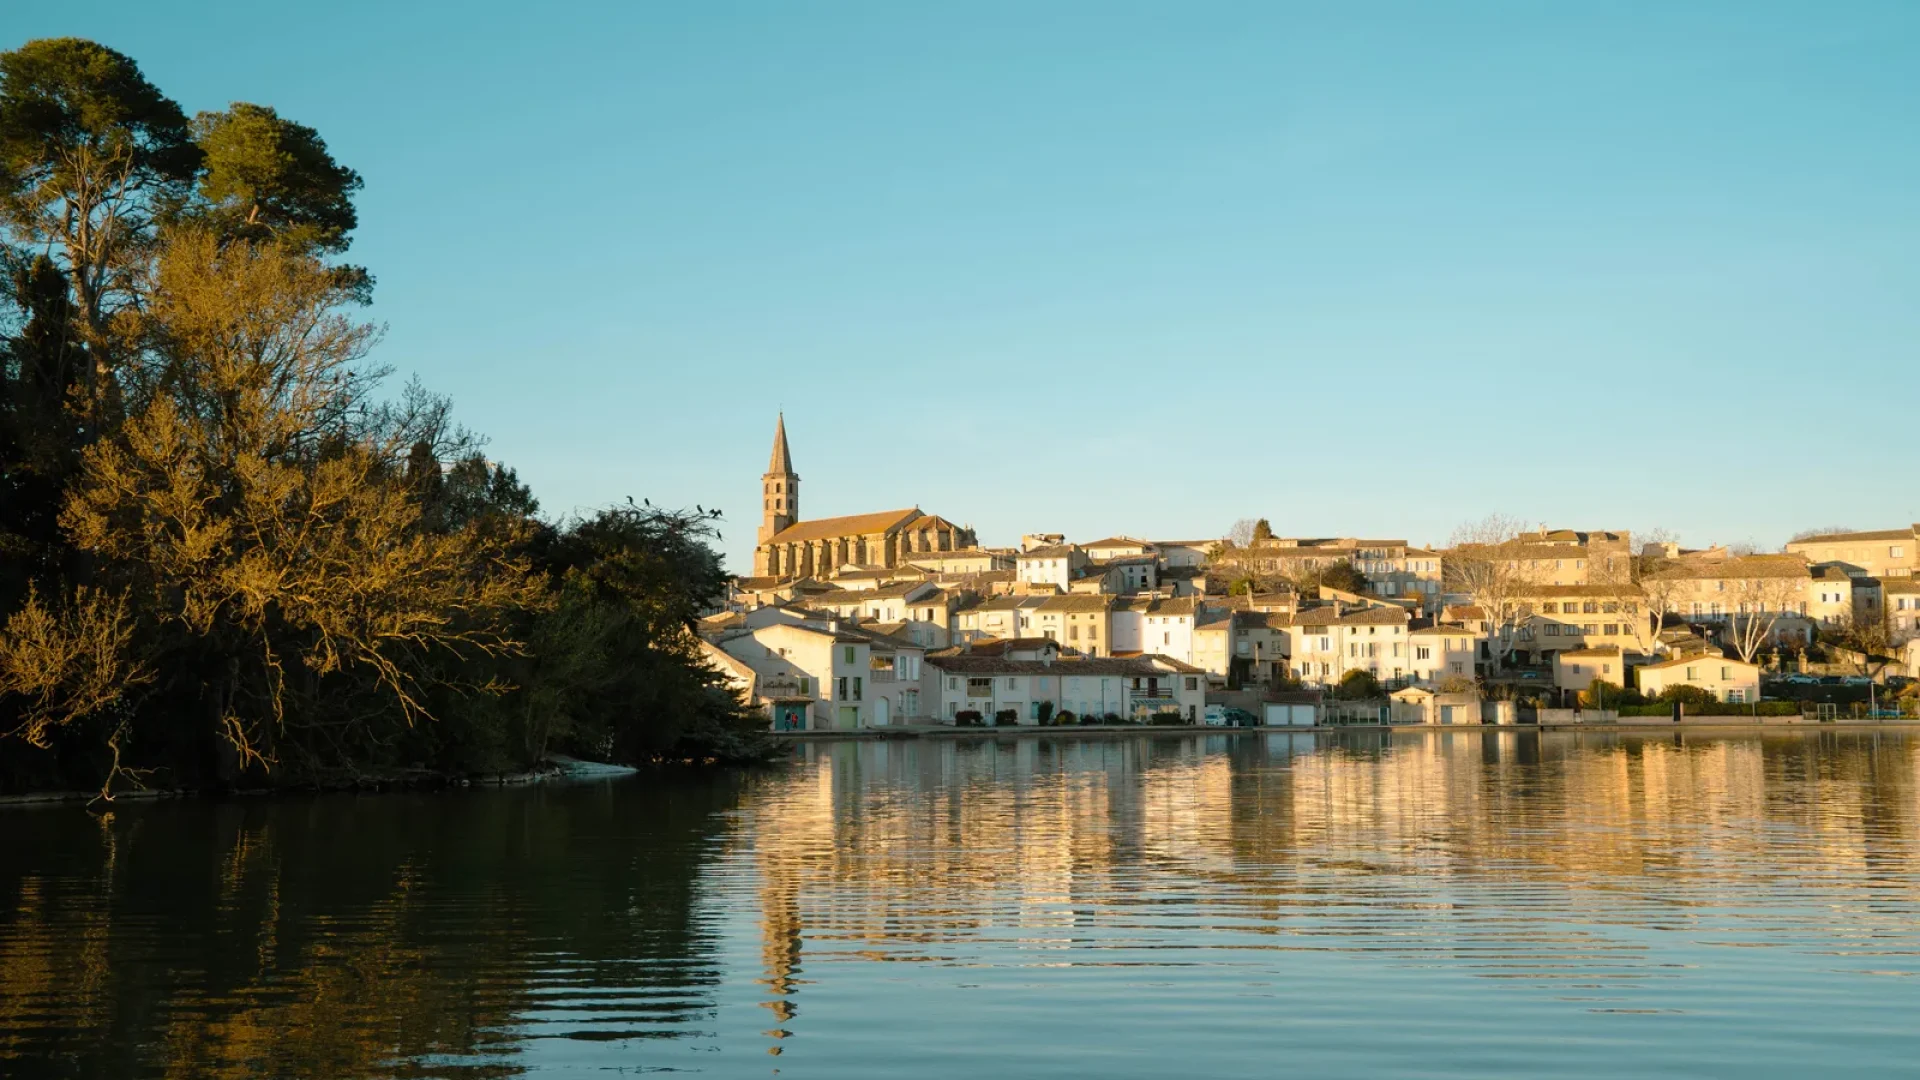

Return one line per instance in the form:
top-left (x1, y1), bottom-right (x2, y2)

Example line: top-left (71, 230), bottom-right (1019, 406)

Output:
top-left (1553, 645), bottom-right (1623, 695)
top-left (753, 414), bottom-right (975, 579)
top-left (1635, 653), bottom-right (1761, 704)
top-left (924, 649), bottom-right (1207, 724)
top-left (1785, 526), bottom-right (1919, 579)
top-left (1282, 604), bottom-right (1412, 687)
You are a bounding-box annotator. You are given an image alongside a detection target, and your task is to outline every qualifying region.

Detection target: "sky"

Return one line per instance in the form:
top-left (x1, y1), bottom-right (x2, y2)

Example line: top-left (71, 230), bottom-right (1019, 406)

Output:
top-left (16, 1), bottom-right (1919, 571)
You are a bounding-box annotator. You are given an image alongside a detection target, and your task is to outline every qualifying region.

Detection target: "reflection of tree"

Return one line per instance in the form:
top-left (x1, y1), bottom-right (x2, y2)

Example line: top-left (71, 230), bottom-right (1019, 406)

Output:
top-left (0, 776), bottom-right (745, 1078)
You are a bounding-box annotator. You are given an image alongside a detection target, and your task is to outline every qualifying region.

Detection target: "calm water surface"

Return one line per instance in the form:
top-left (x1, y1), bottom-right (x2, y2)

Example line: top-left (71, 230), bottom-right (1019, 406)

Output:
top-left (4, 730), bottom-right (1920, 1078)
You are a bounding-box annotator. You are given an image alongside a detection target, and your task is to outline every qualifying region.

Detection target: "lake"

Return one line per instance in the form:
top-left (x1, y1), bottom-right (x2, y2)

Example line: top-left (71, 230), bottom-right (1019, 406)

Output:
top-left (3, 729), bottom-right (1919, 1078)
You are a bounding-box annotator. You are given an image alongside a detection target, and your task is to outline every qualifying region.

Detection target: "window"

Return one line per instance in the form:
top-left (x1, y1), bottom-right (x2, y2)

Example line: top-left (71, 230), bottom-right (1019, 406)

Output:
top-left (1721, 666), bottom-right (1731, 681)
top-left (1450, 662), bottom-right (1463, 674)
top-left (836, 677), bottom-right (848, 700)
top-left (844, 646), bottom-right (856, 664)
top-left (1603, 624), bottom-right (1617, 636)
top-left (1685, 667), bottom-right (1697, 680)
top-left (1185, 677), bottom-right (1199, 691)
top-left (1727, 688), bottom-right (1745, 704)
top-left (949, 677), bottom-right (958, 690)
top-left (968, 677), bottom-right (992, 696)
top-left (1416, 646), bottom-right (1432, 661)
top-left (1007, 677), bottom-right (1018, 689)
top-left (1584, 624), bottom-right (1597, 634)
top-left (853, 677), bottom-right (862, 701)
top-left (1163, 631), bottom-right (1171, 645)
top-left (1545, 625), bottom-right (1560, 637)
top-left (799, 678), bottom-right (811, 695)
top-left (1571, 664), bottom-right (1582, 675)
top-left (1542, 602), bottom-right (1558, 614)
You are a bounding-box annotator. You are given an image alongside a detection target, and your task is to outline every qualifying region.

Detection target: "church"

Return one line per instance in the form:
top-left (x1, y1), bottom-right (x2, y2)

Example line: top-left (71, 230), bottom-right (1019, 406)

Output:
top-left (753, 414), bottom-right (975, 580)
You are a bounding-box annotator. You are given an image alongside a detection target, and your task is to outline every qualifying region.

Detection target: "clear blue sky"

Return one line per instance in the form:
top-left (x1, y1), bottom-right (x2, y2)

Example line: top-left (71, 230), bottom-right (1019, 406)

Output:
top-left (18, 2), bottom-right (1919, 571)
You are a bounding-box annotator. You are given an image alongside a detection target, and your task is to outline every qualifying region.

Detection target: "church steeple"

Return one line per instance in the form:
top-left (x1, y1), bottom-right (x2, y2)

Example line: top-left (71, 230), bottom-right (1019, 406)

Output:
top-left (768, 411), bottom-right (793, 474)
top-left (758, 412), bottom-right (799, 548)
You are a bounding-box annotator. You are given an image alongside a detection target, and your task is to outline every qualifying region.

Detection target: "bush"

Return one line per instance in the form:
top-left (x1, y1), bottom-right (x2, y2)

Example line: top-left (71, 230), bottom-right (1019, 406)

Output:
top-left (1054, 710), bottom-right (1076, 725)
top-left (1657, 684), bottom-right (1717, 709)
top-left (1148, 709), bottom-right (1187, 726)
top-left (1036, 700), bottom-right (1055, 724)
top-left (1102, 712), bottom-right (1124, 725)
top-left (1333, 670), bottom-right (1383, 701)
top-left (993, 709), bottom-right (1019, 727)
top-left (1580, 679), bottom-right (1644, 707)
top-left (954, 710), bottom-right (983, 727)
top-left (1618, 700), bottom-right (1802, 717)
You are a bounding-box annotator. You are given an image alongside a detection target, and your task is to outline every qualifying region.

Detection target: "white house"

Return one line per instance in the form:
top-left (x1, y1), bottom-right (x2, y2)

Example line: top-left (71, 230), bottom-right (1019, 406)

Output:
top-left (1408, 624), bottom-right (1482, 685)
top-left (1111, 596), bottom-right (1201, 662)
top-left (1635, 653), bottom-right (1761, 704)
top-left (925, 653), bottom-right (1208, 724)
top-left (717, 618), bottom-right (929, 730)
top-left (1553, 645), bottom-right (1623, 695)
top-left (1015, 544), bottom-right (1088, 588)
top-left (1283, 604), bottom-right (1412, 687)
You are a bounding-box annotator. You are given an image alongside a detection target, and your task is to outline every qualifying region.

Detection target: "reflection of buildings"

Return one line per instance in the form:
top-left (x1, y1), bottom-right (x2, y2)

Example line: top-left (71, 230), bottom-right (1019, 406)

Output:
top-left (734, 729), bottom-right (1920, 1043)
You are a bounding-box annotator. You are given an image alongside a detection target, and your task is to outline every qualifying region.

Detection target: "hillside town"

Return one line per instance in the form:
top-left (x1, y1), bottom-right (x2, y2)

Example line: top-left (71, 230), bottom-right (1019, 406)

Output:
top-left (703, 417), bottom-right (1920, 730)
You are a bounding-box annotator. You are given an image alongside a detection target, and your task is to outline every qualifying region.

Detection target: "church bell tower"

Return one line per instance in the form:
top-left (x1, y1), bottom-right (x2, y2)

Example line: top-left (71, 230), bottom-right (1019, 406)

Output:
top-left (759, 412), bottom-right (799, 547)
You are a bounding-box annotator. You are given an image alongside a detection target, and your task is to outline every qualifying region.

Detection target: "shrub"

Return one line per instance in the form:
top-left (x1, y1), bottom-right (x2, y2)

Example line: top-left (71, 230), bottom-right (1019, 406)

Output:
top-left (1036, 700), bottom-right (1055, 724)
top-left (1580, 679), bottom-right (1644, 707)
top-left (1657, 684), bottom-right (1717, 709)
top-left (954, 710), bottom-right (983, 727)
top-left (993, 709), bottom-right (1019, 727)
top-left (1333, 670), bottom-right (1383, 701)
top-left (1054, 710), bottom-right (1076, 725)
top-left (1102, 712), bottom-right (1124, 725)
top-left (1149, 709), bottom-right (1186, 726)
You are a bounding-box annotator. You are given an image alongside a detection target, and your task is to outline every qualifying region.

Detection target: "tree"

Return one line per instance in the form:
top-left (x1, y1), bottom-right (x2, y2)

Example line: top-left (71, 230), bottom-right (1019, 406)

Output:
top-left (186, 102), bottom-right (370, 299)
top-left (1444, 514), bottom-right (1533, 669)
top-left (0, 38), bottom-right (201, 366)
top-left (14, 234), bottom-right (542, 790)
top-left (1720, 572), bottom-right (1800, 665)
top-left (1333, 668), bottom-right (1382, 700)
top-left (1252, 518), bottom-right (1273, 542)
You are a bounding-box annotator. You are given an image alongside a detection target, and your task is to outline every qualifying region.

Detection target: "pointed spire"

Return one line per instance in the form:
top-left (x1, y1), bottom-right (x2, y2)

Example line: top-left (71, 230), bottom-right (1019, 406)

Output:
top-left (767, 412), bottom-right (794, 475)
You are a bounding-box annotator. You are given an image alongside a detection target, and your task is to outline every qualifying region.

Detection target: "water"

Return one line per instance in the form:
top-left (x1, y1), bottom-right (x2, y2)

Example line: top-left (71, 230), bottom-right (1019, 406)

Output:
top-left (3, 730), bottom-right (1920, 1078)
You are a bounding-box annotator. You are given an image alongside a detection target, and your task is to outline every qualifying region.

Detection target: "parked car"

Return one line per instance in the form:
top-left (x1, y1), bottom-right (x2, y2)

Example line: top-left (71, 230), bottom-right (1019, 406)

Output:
top-left (1818, 675), bottom-right (1845, 686)
top-left (1841, 675), bottom-right (1873, 686)
top-left (1778, 673), bottom-right (1819, 685)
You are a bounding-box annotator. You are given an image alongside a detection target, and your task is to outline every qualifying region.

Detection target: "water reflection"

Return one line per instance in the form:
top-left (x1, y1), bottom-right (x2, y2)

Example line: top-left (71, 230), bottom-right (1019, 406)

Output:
top-left (0, 777), bottom-right (745, 1078)
top-left (3, 732), bottom-right (1919, 1078)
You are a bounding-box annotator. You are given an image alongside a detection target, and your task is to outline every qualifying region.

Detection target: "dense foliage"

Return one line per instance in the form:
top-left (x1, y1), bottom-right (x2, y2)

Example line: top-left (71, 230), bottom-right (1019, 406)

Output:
top-left (0, 39), bottom-right (768, 796)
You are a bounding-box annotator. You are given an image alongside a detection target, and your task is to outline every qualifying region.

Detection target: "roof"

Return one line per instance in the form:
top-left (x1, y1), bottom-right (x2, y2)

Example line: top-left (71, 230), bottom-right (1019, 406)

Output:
top-left (1084, 536), bottom-right (1155, 550)
top-left (1787, 528), bottom-right (1914, 545)
top-left (1443, 604), bottom-right (1488, 621)
top-left (1639, 651), bottom-right (1752, 671)
top-left (1411, 623), bottom-right (1479, 636)
top-left (1650, 554), bottom-right (1812, 581)
top-left (1123, 596), bottom-right (1201, 616)
top-left (925, 653), bottom-right (1193, 675)
top-left (1037, 594), bottom-right (1115, 613)
top-left (1558, 645), bottom-right (1621, 658)
top-left (1519, 583), bottom-right (1646, 598)
top-left (766, 508), bottom-right (921, 546)
top-left (1019, 544), bottom-right (1079, 559)
top-left (1286, 605), bottom-right (1409, 628)
top-left (908, 548), bottom-right (1001, 563)
top-left (1880, 577), bottom-right (1920, 594)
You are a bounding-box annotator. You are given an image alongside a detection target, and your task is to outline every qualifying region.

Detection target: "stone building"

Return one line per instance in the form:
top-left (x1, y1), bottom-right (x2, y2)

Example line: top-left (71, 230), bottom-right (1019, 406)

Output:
top-left (752, 414), bottom-right (975, 579)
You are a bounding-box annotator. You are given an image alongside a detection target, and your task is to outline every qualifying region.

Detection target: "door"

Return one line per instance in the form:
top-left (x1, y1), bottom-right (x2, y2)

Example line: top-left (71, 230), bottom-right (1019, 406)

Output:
top-left (1440, 705), bottom-right (1457, 725)
top-left (837, 706), bottom-right (858, 730)
top-left (874, 696), bottom-right (890, 727)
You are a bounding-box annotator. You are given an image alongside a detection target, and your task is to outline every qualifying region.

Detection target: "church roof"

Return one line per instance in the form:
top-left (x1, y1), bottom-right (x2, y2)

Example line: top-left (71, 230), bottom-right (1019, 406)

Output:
top-left (767, 413), bottom-right (795, 475)
top-left (766, 508), bottom-right (921, 546)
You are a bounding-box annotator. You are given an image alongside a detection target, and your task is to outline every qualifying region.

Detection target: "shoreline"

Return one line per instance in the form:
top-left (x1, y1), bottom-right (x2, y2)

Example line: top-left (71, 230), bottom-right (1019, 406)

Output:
top-left (780, 720), bottom-right (1920, 741)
